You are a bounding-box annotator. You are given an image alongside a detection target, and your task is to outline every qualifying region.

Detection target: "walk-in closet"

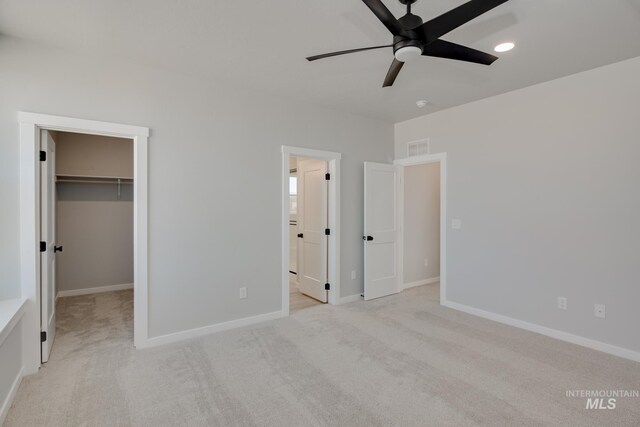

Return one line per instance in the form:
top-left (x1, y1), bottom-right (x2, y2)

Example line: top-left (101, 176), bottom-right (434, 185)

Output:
top-left (51, 131), bottom-right (134, 357)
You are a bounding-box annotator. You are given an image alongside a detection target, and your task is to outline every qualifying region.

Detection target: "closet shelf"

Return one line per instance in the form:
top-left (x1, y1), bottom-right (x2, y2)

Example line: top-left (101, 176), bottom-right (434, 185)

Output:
top-left (56, 174), bottom-right (133, 185)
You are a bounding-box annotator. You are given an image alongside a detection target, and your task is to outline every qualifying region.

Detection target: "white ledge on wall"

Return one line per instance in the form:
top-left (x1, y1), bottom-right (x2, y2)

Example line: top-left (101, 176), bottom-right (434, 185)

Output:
top-left (0, 298), bottom-right (27, 347)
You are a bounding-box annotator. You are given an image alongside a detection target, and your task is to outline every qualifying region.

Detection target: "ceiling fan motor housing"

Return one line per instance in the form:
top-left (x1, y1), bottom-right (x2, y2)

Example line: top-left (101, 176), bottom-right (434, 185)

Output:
top-left (398, 13), bottom-right (423, 30)
top-left (393, 35), bottom-right (423, 57)
top-left (394, 12), bottom-right (425, 58)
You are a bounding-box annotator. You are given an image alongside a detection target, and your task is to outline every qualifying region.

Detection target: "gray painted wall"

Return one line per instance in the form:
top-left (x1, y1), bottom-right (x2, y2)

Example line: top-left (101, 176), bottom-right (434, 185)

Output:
top-left (56, 132), bottom-right (133, 178)
top-left (403, 163), bottom-right (440, 285)
top-left (0, 37), bottom-right (393, 337)
top-left (56, 184), bottom-right (134, 292)
top-left (395, 56), bottom-right (640, 353)
top-left (55, 132), bottom-right (134, 293)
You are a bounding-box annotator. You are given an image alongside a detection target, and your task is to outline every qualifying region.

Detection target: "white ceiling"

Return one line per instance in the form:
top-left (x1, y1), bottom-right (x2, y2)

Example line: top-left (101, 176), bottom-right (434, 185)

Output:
top-left (2, 0), bottom-right (640, 122)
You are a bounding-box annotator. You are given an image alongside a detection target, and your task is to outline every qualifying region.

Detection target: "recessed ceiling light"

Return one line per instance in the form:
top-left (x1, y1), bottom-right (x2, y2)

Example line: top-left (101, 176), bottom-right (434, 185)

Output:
top-left (494, 42), bottom-right (515, 53)
top-left (416, 100), bottom-right (429, 108)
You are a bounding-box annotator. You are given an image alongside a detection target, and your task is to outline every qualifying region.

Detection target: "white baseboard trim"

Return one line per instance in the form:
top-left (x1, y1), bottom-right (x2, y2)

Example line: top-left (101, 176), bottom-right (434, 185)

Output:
top-left (338, 294), bottom-right (363, 304)
top-left (403, 276), bottom-right (440, 290)
top-left (57, 283), bottom-right (133, 298)
top-left (141, 310), bottom-right (285, 349)
top-left (0, 366), bottom-right (23, 426)
top-left (442, 300), bottom-right (640, 363)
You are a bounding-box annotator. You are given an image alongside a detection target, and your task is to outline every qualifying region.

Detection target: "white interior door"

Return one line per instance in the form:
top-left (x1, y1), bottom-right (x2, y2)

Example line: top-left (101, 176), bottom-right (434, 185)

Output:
top-left (297, 158), bottom-right (328, 302)
top-left (364, 162), bottom-right (400, 300)
top-left (40, 130), bottom-right (57, 362)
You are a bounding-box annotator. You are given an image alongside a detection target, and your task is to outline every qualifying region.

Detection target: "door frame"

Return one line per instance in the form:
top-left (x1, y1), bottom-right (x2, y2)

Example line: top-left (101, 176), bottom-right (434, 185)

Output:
top-left (281, 146), bottom-right (341, 314)
top-left (394, 152), bottom-right (447, 305)
top-left (19, 112), bottom-right (149, 374)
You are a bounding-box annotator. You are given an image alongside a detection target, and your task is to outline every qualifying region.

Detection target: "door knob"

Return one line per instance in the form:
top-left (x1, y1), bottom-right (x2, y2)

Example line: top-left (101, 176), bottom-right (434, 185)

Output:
top-left (297, 233), bottom-right (304, 238)
top-left (54, 245), bottom-right (63, 253)
top-left (363, 236), bottom-right (373, 241)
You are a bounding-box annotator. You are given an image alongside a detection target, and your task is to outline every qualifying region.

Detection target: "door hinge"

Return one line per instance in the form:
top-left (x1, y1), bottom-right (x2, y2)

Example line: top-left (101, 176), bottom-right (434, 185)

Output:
top-left (41, 331), bottom-right (47, 342)
top-left (325, 283), bottom-right (330, 290)
top-left (39, 150), bottom-right (46, 161)
top-left (325, 228), bottom-right (330, 236)
top-left (325, 173), bottom-right (330, 181)
top-left (40, 241), bottom-right (46, 252)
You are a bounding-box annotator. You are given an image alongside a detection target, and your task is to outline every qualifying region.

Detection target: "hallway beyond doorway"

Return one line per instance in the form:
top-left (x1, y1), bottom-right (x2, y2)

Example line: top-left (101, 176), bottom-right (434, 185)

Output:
top-left (289, 280), bottom-right (322, 314)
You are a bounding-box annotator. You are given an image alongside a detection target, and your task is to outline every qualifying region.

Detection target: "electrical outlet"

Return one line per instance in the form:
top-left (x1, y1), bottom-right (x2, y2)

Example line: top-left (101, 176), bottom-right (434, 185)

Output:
top-left (557, 297), bottom-right (567, 310)
top-left (452, 219), bottom-right (462, 229)
top-left (351, 270), bottom-right (357, 280)
top-left (239, 287), bottom-right (247, 299)
top-left (594, 304), bottom-right (605, 319)
top-left (424, 258), bottom-right (429, 267)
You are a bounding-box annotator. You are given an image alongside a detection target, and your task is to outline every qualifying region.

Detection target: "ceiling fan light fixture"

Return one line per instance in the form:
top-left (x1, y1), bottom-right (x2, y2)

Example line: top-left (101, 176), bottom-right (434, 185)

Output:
top-left (306, 0), bottom-right (513, 87)
top-left (494, 42), bottom-right (515, 53)
top-left (394, 46), bottom-right (422, 62)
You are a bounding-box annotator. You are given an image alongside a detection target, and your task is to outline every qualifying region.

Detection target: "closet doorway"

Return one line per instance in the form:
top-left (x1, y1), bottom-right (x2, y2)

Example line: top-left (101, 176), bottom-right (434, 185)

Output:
top-left (46, 131), bottom-right (134, 362)
top-left (19, 112), bottom-right (149, 374)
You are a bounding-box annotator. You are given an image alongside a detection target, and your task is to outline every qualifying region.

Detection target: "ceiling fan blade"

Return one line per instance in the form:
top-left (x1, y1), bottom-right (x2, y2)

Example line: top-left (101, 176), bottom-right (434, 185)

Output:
top-left (362, 0), bottom-right (404, 35)
top-left (306, 44), bottom-right (392, 62)
top-left (383, 59), bottom-right (404, 87)
top-left (419, 0), bottom-right (510, 43)
top-left (422, 40), bottom-right (498, 65)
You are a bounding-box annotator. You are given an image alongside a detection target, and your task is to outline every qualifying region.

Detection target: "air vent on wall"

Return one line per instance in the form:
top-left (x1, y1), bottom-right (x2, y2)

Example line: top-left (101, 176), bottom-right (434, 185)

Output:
top-left (407, 139), bottom-right (430, 157)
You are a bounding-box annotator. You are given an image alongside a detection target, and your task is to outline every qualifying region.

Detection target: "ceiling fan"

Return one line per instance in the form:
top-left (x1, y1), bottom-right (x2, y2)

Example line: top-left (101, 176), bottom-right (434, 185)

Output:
top-left (307, 0), bottom-right (510, 87)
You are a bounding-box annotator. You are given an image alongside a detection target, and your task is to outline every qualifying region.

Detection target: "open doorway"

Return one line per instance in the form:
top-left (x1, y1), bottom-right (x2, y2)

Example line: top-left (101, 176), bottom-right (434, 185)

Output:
top-left (396, 153), bottom-right (447, 304)
top-left (281, 146), bottom-right (341, 315)
top-left (362, 154), bottom-right (447, 303)
top-left (289, 156), bottom-right (328, 313)
top-left (40, 130), bottom-right (134, 363)
top-left (400, 161), bottom-right (441, 300)
top-left (19, 112), bottom-right (149, 375)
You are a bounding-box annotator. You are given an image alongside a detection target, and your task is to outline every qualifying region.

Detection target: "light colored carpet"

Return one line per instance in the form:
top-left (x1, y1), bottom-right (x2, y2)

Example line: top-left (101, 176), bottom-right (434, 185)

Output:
top-left (6, 285), bottom-right (639, 426)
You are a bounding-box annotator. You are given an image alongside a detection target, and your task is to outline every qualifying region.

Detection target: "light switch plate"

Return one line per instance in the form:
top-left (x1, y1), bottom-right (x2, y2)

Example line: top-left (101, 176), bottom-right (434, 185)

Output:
top-left (452, 219), bottom-right (462, 229)
top-left (595, 304), bottom-right (605, 318)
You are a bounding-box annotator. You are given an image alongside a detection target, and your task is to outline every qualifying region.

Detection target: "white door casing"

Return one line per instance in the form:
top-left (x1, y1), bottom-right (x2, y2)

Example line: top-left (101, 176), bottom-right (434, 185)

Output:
top-left (20, 112), bottom-right (149, 375)
top-left (364, 162), bottom-right (401, 300)
top-left (297, 158), bottom-right (328, 302)
top-left (40, 130), bottom-right (57, 362)
top-left (394, 152), bottom-right (448, 305)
